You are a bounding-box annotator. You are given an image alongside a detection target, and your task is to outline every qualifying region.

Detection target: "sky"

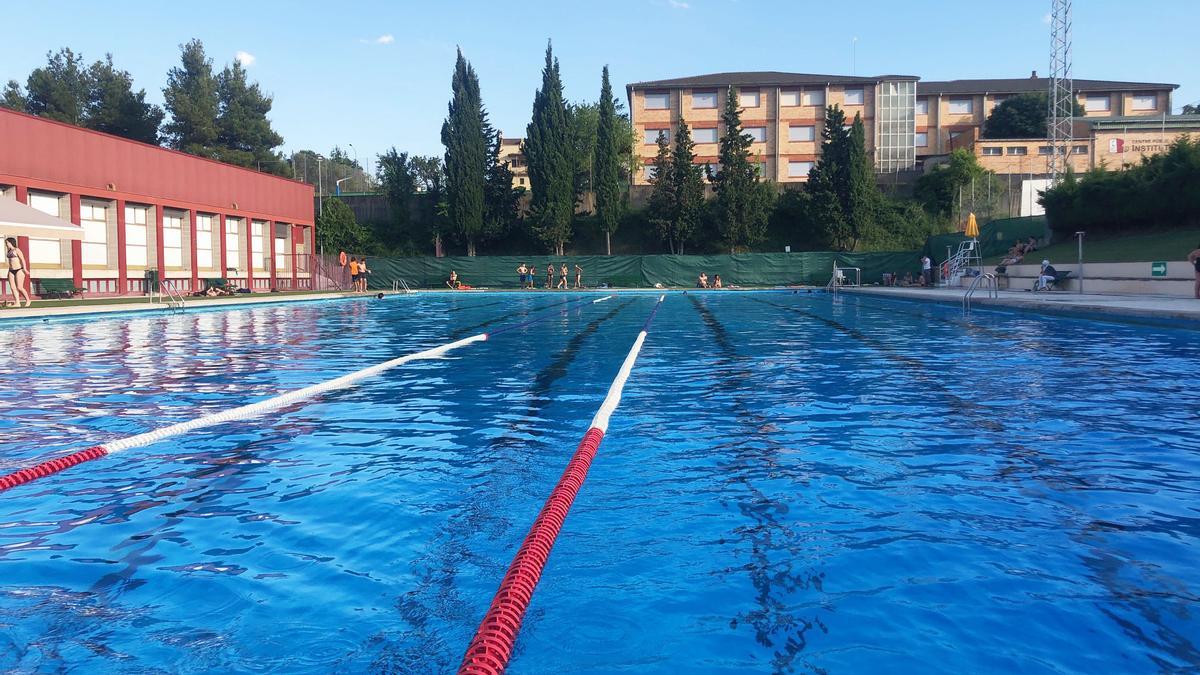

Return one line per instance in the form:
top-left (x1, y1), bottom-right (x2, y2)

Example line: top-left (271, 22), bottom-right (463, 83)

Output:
top-left (3, 0), bottom-right (1196, 175)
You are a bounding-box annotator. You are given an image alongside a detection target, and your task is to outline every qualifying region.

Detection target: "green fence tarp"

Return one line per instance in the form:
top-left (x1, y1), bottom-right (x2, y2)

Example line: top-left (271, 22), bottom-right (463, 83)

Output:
top-left (923, 215), bottom-right (1048, 261)
top-left (366, 251), bottom-right (922, 290)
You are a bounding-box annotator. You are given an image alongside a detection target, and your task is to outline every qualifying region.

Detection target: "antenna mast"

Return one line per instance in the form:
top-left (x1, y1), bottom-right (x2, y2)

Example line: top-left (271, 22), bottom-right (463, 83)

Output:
top-left (1047, 0), bottom-right (1074, 182)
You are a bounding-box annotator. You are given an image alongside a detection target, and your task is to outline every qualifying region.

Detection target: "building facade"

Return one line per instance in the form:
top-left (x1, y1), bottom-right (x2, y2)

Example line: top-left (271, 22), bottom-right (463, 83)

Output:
top-left (627, 71), bottom-right (1179, 186)
top-left (498, 137), bottom-right (530, 190)
top-left (0, 108), bottom-right (315, 298)
top-left (627, 72), bottom-right (918, 185)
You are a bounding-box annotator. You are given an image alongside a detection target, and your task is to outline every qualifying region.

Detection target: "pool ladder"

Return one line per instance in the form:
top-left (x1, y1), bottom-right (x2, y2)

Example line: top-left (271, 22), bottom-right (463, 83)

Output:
top-left (826, 265), bottom-right (861, 291)
top-left (391, 278), bottom-right (413, 294)
top-left (155, 279), bottom-right (187, 312)
top-left (963, 273), bottom-right (998, 312)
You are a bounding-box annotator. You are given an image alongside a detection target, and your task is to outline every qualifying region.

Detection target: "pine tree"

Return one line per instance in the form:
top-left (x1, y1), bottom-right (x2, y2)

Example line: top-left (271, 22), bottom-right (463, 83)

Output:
top-left (483, 130), bottom-right (520, 245)
top-left (440, 49), bottom-right (488, 256)
top-left (524, 41), bottom-right (575, 256)
top-left (646, 131), bottom-right (675, 251)
top-left (24, 48), bottom-right (90, 125)
top-left (163, 39), bottom-right (219, 156)
top-left (215, 60), bottom-right (285, 174)
top-left (712, 86), bottom-right (772, 253)
top-left (594, 66), bottom-right (623, 255)
top-left (845, 113), bottom-right (876, 250)
top-left (806, 105), bottom-right (852, 250)
top-left (86, 54), bottom-right (163, 144)
top-left (668, 119), bottom-right (705, 255)
top-left (1, 80), bottom-right (24, 110)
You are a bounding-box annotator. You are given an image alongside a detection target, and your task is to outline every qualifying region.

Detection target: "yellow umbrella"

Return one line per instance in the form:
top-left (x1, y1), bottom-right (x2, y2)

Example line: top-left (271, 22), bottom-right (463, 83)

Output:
top-left (964, 212), bottom-right (980, 238)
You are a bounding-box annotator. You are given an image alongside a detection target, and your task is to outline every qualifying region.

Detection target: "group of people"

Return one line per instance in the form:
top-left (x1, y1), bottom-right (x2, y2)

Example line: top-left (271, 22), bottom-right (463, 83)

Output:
top-left (517, 263), bottom-right (583, 289)
top-left (996, 236), bottom-right (1040, 273)
top-left (696, 272), bottom-right (723, 288)
top-left (347, 256), bottom-right (370, 292)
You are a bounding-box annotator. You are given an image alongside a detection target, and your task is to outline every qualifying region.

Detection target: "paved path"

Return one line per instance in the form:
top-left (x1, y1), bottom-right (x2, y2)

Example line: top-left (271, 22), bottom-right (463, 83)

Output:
top-left (0, 291), bottom-right (366, 322)
top-left (843, 286), bottom-right (1200, 324)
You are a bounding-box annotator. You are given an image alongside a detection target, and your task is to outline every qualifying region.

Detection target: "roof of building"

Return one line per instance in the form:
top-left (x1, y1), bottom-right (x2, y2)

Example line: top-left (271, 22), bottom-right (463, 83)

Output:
top-left (628, 71), bottom-right (918, 90)
top-left (1088, 115), bottom-right (1200, 129)
top-left (919, 76), bottom-right (1178, 96)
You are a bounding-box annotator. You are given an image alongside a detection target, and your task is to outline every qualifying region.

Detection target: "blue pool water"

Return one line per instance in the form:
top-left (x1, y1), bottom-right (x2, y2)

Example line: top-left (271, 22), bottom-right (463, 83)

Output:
top-left (0, 291), bottom-right (1198, 673)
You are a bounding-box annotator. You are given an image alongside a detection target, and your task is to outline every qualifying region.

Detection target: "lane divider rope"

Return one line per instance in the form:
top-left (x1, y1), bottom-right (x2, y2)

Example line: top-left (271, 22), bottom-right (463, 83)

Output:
top-left (0, 296), bottom-right (605, 494)
top-left (458, 294), bottom-right (664, 675)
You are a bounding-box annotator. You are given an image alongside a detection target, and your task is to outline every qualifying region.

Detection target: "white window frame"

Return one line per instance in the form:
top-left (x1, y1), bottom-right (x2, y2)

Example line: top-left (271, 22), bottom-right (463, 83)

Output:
top-left (788, 125), bottom-right (815, 142)
top-left (787, 160), bottom-right (813, 178)
top-left (915, 98), bottom-right (929, 115)
top-left (693, 127), bottom-right (718, 144)
top-left (691, 91), bottom-right (717, 109)
top-left (780, 90), bottom-right (801, 107)
top-left (915, 132), bottom-right (929, 147)
top-left (644, 92), bottom-right (670, 110)
top-left (745, 126), bottom-right (767, 143)
top-left (162, 211), bottom-right (185, 268)
top-left (843, 88), bottom-right (864, 105)
top-left (1131, 94), bottom-right (1157, 111)
top-left (251, 220), bottom-right (267, 271)
top-left (738, 90), bottom-right (761, 108)
top-left (1007, 146), bottom-right (1028, 156)
top-left (644, 128), bottom-right (669, 145)
top-left (80, 202), bottom-right (108, 267)
top-left (801, 90), bottom-right (825, 106)
top-left (27, 193), bottom-right (63, 266)
top-left (196, 214), bottom-right (215, 269)
top-left (124, 205), bottom-right (149, 268)
top-left (948, 97), bottom-right (974, 114)
top-left (1084, 95), bottom-right (1111, 112)
top-left (225, 219), bottom-right (241, 271)
top-left (982, 147), bottom-right (1003, 156)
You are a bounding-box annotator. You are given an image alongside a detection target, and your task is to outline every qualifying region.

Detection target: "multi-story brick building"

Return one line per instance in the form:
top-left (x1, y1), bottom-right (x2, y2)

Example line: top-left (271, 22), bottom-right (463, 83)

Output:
top-left (627, 72), bottom-right (918, 185)
top-left (627, 71), bottom-right (1181, 185)
top-left (498, 137), bottom-right (530, 191)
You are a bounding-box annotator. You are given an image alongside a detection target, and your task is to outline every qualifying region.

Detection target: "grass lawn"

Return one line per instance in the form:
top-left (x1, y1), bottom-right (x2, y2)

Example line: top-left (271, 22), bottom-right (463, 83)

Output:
top-left (983, 228), bottom-right (1200, 265)
top-left (1, 289), bottom-right (345, 311)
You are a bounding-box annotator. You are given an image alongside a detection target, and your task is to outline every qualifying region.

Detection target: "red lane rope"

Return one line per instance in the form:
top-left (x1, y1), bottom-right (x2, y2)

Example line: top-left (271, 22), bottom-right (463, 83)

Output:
top-left (459, 427), bottom-right (605, 674)
top-left (0, 446), bottom-right (109, 492)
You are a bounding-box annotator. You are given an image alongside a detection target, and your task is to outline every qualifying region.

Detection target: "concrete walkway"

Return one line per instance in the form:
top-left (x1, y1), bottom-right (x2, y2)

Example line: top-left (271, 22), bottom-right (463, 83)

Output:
top-left (0, 291), bottom-right (364, 322)
top-left (843, 286), bottom-right (1200, 324)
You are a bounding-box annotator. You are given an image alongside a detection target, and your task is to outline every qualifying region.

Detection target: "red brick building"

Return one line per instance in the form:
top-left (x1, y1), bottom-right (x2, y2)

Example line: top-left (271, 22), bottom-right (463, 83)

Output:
top-left (0, 108), bottom-right (315, 297)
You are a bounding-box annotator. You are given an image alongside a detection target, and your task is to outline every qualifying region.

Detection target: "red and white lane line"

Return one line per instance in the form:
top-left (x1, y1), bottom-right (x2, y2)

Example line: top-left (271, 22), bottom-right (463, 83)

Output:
top-left (0, 297), bottom-right (613, 494)
top-left (458, 295), bottom-right (665, 675)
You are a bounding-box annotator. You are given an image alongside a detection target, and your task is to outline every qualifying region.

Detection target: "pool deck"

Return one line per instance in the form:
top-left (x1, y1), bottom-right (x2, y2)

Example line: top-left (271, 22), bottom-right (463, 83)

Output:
top-left (0, 290), bottom-right (366, 322)
top-left (843, 286), bottom-right (1200, 325)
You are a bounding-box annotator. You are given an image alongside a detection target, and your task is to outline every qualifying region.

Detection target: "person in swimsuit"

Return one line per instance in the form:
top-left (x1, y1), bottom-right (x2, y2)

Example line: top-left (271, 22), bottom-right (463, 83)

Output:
top-left (557, 263), bottom-right (568, 289)
top-left (697, 272), bottom-right (708, 288)
top-left (348, 257), bottom-right (359, 292)
top-left (1189, 243), bottom-right (1200, 299)
top-left (713, 274), bottom-right (723, 289)
top-left (358, 258), bottom-right (370, 292)
top-left (546, 263), bottom-right (555, 289)
top-left (447, 270), bottom-right (460, 289)
top-left (5, 237), bottom-right (31, 308)
top-left (517, 263), bottom-right (528, 289)
top-left (574, 264), bottom-right (582, 289)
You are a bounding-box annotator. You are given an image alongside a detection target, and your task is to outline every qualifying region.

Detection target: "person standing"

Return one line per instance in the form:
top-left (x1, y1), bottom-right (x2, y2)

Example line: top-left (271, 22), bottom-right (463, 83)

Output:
top-left (574, 264), bottom-right (583, 289)
top-left (557, 263), bottom-right (568, 289)
top-left (4, 237), bottom-right (31, 308)
top-left (348, 257), bottom-right (360, 292)
top-left (517, 263), bottom-right (528, 289)
top-left (1188, 243), bottom-right (1200, 299)
top-left (920, 255), bottom-right (932, 286)
top-left (358, 258), bottom-right (370, 292)
top-left (546, 263), bottom-right (555, 289)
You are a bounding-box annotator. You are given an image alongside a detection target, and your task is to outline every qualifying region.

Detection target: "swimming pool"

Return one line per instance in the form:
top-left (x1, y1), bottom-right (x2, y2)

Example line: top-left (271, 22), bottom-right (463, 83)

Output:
top-left (1, 291), bottom-right (1198, 673)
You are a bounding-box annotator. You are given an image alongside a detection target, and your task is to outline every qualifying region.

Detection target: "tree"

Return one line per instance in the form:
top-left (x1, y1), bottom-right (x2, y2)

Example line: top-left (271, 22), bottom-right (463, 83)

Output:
top-left (86, 55), bottom-right (163, 144)
top-left (1183, 104), bottom-right (1198, 115)
top-left (711, 86), bottom-right (773, 253)
top-left (805, 105), bottom-right (852, 249)
top-left (983, 92), bottom-right (1083, 139)
top-left (483, 130), bottom-right (521, 246)
top-left (316, 197), bottom-right (371, 255)
top-left (163, 39), bottom-right (220, 156)
top-left (1, 80), bottom-right (24, 110)
top-left (24, 48), bottom-right (90, 125)
top-left (913, 148), bottom-right (989, 219)
top-left (440, 49), bottom-right (488, 256)
top-left (524, 41), bottom-right (575, 255)
top-left (646, 121), bottom-right (704, 254)
top-left (594, 66), bottom-right (624, 255)
top-left (646, 131), bottom-right (675, 252)
top-left (567, 101), bottom-right (599, 206)
top-left (845, 113), bottom-right (877, 250)
top-left (329, 146), bottom-right (361, 169)
top-left (215, 60), bottom-right (285, 174)
top-left (411, 155), bottom-right (448, 256)
top-left (375, 148), bottom-right (417, 247)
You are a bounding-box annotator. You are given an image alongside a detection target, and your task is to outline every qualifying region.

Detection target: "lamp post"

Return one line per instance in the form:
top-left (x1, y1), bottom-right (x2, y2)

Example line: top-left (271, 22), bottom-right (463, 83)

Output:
top-left (1075, 231), bottom-right (1085, 294)
top-left (316, 155), bottom-right (325, 218)
top-left (348, 143), bottom-right (361, 191)
top-left (336, 177), bottom-right (351, 196)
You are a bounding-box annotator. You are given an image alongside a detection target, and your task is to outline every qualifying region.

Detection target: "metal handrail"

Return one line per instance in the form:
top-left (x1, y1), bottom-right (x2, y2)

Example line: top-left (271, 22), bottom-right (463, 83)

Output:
top-left (963, 272), bottom-right (998, 312)
top-left (827, 265), bottom-right (862, 291)
top-left (157, 278), bottom-right (187, 311)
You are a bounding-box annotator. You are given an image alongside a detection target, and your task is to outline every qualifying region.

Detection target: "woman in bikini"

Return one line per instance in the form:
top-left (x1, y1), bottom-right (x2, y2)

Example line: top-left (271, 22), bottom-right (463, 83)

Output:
top-left (574, 264), bottom-right (583, 289)
top-left (557, 263), bottom-right (568, 289)
top-left (4, 237), bottom-right (31, 308)
top-left (546, 263), bottom-right (555, 289)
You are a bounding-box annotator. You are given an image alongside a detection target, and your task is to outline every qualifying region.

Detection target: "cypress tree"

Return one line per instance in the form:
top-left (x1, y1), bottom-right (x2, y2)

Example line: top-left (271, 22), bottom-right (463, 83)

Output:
top-left (669, 119), bottom-right (705, 255)
top-left (594, 66), bottom-right (623, 255)
top-left (440, 49), bottom-right (487, 255)
top-left (845, 113), bottom-right (877, 251)
top-left (646, 131), bottom-right (675, 252)
top-left (712, 86), bottom-right (772, 253)
top-left (806, 105), bottom-right (852, 250)
top-left (163, 39), bottom-right (219, 156)
top-left (524, 41), bottom-right (575, 256)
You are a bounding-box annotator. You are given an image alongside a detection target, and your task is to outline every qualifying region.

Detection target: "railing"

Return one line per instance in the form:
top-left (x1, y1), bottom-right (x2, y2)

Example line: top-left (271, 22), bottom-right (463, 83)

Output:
top-left (156, 276), bottom-right (188, 311)
top-left (963, 272), bottom-right (998, 312)
top-left (943, 240), bottom-right (981, 287)
top-left (392, 278), bottom-right (412, 294)
top-left (826, 265), bottom-right (861, 291)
